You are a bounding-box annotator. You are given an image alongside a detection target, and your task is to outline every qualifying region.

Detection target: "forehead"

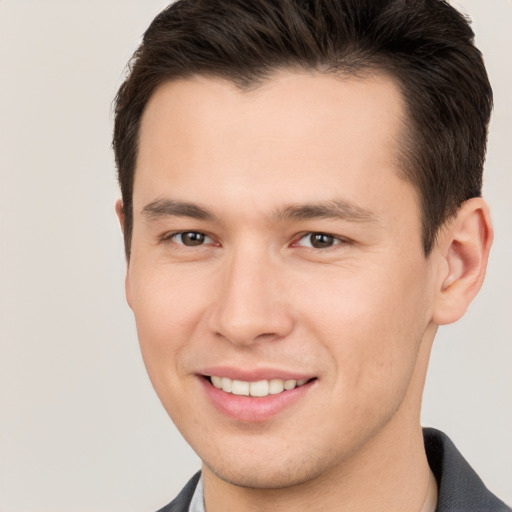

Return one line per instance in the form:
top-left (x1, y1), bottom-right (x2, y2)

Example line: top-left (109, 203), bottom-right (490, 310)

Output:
top-left (138, 70), bottom-right (406, 161)
top-left (134, 71), bottom-right (415, 222)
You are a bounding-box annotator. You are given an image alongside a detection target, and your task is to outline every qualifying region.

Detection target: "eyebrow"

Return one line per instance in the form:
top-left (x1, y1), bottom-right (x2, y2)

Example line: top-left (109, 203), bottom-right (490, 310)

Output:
top-left (141, 198), bottom-right (377, 224)
top-left (272, 199), bottom-right (377, 223)
top-left (141, 199), bottom-right (214, 221)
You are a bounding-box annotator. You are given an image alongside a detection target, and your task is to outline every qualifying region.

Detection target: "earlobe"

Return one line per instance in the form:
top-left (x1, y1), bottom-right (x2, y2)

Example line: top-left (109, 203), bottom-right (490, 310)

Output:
top-left (432, 197), bottom-right (493, 325)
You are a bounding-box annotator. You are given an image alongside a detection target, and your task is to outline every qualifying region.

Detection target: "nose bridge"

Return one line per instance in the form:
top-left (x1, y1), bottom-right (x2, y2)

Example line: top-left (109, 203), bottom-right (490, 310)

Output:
top-left (208, 244), bottom-right (293, 345)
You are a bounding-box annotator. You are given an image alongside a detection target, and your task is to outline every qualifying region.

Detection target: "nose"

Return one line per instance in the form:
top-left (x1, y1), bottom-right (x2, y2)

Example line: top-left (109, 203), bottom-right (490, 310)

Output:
top-left (207, 249), bottom-right (294, 347)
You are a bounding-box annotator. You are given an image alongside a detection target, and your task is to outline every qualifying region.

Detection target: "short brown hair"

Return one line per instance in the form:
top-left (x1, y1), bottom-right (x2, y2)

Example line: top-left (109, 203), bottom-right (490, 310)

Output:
top-left (113, 0), bottom-right (492, 259)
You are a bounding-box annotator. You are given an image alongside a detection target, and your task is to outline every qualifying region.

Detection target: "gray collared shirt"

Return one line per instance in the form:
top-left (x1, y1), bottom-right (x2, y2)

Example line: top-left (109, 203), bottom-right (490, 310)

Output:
top-left (188, 475), bottom-right (205, 512)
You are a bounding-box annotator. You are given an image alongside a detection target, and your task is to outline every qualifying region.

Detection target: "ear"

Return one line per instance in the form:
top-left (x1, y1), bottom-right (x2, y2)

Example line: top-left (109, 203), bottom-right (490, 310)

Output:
top-left (115, 199), bottom-right (125, 234)
top-left (432, 197), bottom-right (493, 325)
top-left (115, 199), bottom-right (133, 308)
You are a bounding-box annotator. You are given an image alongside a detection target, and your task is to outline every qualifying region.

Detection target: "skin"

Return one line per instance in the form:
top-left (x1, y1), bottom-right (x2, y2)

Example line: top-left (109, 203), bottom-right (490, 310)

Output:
top-left (117, 71), bottom-right (492, 511)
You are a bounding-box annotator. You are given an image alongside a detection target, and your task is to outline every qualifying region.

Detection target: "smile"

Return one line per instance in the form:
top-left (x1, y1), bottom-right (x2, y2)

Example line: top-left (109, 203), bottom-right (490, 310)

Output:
top-left (200, 372), bottom-right (317, 422)
top-left (210, 376), bottom-right (310, 397)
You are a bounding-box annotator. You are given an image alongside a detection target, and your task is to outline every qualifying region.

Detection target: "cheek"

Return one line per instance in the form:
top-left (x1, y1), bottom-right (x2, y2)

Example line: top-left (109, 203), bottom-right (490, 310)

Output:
top-left (128, 265), bottom-right (210, 374)
top-left (298, 261), bottom-right (432, 387)
top-left (127, 267), bottom-right (215, 427)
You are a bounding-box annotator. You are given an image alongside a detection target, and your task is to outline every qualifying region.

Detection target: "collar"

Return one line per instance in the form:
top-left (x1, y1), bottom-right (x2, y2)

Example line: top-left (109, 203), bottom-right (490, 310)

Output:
top-left (424, 427), bottom-right (509, 511)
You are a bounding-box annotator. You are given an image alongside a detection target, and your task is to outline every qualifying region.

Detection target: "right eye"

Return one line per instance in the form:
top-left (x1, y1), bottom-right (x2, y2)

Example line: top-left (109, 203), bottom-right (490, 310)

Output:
top-left (293, 232), bottom-right (347, 249)
top-left (169, 231), bottom-right (214, 246)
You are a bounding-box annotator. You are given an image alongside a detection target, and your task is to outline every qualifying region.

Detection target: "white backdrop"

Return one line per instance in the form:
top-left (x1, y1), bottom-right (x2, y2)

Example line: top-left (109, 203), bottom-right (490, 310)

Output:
top-left (0, 1), bottom-right (510, 511)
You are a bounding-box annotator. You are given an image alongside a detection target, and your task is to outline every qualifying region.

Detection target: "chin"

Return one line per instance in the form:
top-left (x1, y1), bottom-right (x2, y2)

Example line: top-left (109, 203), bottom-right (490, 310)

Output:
top-left (209, 464), bottom-right (318, 490)
top-left (201, 447), bottom-right (339, 490)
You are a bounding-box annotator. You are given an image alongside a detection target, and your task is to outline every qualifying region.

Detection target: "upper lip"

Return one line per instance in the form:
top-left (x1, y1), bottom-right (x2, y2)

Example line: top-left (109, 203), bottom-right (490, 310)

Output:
top-left (199, 366), bottom-right (316, 382)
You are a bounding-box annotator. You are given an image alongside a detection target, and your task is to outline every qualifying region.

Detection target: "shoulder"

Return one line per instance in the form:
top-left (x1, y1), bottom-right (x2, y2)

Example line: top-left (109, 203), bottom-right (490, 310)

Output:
top-left (423, 428), bottom-right (510, 512)
top-left (155, 472), bottom-right (202, 512)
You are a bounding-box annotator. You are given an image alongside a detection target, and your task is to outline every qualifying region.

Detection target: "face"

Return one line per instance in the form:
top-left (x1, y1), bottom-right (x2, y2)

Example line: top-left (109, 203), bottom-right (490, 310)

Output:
top-left (125, 71), bottom-right (439, 488)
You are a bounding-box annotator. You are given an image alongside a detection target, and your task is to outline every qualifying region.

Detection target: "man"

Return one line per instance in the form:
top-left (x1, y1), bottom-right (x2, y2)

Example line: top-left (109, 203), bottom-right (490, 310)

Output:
top-left (112, 0), bottom-right (509, 510)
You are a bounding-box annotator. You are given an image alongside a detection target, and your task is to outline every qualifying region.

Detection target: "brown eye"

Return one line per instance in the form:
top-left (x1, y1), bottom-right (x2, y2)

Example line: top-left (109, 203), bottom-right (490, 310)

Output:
top-left (296, 233), bottom-right (341, 249)
top-left (310, 233), bottom-right (335, 248)
top-left (172, 231), bottom-right (210, 246)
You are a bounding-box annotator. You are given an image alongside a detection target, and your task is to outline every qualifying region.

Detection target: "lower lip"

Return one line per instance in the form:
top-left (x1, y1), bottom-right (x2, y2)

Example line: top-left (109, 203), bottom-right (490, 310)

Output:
top-left (199, 377), bottom-right (315, 422)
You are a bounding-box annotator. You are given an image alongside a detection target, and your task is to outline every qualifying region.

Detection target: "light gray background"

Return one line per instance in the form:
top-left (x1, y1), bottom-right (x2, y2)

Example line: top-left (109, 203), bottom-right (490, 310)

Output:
top-left (0, 1), bottom-right (510, 511)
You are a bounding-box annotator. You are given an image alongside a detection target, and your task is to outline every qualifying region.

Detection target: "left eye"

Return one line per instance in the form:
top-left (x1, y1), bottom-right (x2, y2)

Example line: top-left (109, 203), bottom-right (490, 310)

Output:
top-left (170, 231), bottom-right (213, 246)
top-left (295, 233), bottom-right (343, 249)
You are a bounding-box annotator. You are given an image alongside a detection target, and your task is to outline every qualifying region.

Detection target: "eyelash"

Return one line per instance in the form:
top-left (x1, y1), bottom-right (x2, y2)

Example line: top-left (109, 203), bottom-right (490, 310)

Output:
top-left (161, 230), bottom-right (349, 250)
top-left (161, 231), bottom-right (216, 247)
top-left (293, 232), bottom-right (349, 249)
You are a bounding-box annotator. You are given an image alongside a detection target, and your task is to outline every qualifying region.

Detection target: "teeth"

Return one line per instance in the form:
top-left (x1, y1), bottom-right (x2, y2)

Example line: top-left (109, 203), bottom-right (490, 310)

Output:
top-left (249, 380), bottom-right (269, 397)
top-left (231, 380), bottom-right (250, 396)
top-left (210, 376), bottom-right (309, 397)
top-left (220, 377), bottom-right (232, 392)
top-left (284, 379), bottom-right (297, 390)
top-left (269, 379), bottom-right (284, 394)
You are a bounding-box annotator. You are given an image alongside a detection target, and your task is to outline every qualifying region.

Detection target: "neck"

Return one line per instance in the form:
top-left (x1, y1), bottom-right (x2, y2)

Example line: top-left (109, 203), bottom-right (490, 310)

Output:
top-left (421, 468), bottom-right (439, 512)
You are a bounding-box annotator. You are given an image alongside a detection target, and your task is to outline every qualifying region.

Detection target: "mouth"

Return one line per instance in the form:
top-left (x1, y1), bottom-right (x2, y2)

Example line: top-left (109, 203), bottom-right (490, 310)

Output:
top-left (206, 375), bottom-right (315, 397)
top-left (199, 373), bottom-right (318, 422)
